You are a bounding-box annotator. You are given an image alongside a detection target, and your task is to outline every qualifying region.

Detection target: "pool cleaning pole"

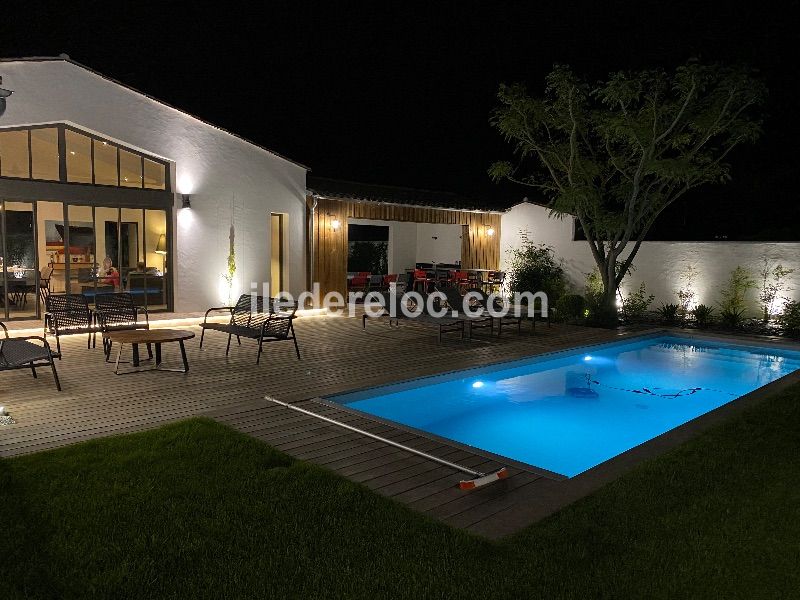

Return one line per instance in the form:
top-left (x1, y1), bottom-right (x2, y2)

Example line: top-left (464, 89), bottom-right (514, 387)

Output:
top-left (265, 396), bottom-right (489, 478)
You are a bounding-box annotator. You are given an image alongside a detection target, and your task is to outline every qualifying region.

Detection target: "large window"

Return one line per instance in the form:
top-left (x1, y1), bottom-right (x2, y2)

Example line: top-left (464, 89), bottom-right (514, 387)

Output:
top-left (0, 129), bottom-right (30, 178)
top-left (0, 124), bottom-right (169, 191)
top-left (30, 128), bottom-right (60, 181)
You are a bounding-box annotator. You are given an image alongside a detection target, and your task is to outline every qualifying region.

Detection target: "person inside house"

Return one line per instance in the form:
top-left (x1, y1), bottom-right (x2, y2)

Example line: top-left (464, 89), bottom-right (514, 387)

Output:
top-left (130, 260), bottom-right (158, 275)
top-left (99, 256), bottom-right (120, 289)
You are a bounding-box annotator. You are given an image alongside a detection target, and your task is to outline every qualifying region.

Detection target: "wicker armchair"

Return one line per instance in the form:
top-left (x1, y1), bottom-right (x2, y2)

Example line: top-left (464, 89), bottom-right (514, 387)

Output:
top-left (200, 294), bottom-right (300, 364)
top-left (1, 322), bottom-right (61, 391)
top-left (95, 293), bottom-right (151, 361)
top-left (44, 294), bottom-right (95, 355)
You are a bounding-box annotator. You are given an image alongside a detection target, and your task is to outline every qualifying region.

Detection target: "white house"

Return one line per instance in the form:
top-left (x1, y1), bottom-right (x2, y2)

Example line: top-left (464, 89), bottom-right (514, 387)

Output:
top-left (2, 56), bottom-right (797, 324)
top-left (0, 56), bottom-right (308, 320)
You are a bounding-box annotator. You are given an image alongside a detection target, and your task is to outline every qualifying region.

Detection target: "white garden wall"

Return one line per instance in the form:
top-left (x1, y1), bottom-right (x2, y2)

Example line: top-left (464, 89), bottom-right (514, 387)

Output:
top-left (501, 202), bottom-right (800, 313)
top-left (0, 58), bottom-right (308, 311)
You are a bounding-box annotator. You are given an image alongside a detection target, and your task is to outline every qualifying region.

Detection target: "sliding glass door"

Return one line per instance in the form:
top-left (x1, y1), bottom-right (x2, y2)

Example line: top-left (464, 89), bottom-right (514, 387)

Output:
top-left (0, 199), bottom-right (171, 320)
top-left (0, 200), bottom-right (38, 319)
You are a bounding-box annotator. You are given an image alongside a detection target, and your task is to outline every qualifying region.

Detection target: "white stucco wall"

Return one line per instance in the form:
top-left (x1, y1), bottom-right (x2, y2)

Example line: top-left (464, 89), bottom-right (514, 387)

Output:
top-left (0, 59), bottom-right (308, 311)
top-left (501, 202), bottom-right (800, 312)
top-left (415, 223), bottom-right (463, 265)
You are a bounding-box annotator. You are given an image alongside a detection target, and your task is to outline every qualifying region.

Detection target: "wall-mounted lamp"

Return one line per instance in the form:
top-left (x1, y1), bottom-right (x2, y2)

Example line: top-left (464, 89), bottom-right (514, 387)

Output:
top-left (181, 193), bottom-right (192, 209)
top-left (485, 226), bottom-right (496, 237)
top-left (330, 217), bottom-right (341, 232)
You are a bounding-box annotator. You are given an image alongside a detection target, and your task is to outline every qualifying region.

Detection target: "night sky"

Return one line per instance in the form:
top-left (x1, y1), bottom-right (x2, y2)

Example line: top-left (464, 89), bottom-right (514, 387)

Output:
top-left (3, 1), bottom-right (797, 239)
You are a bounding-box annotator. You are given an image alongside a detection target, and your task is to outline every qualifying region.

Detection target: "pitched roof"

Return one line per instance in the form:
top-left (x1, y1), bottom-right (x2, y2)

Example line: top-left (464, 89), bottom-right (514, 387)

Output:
top-left (0, 56), bottom-right (310, 170)
top-left (306, 175), bottom-right (503, 212)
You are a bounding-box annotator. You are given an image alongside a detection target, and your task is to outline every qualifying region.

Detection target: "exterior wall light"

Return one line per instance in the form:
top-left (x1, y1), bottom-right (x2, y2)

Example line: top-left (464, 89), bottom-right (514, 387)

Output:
top-left (486, 226), bottom-right (495, 237)
top-left (330, 217), bottom-right (341, 232)
top-left (181, 193), bottom-right (192, 209)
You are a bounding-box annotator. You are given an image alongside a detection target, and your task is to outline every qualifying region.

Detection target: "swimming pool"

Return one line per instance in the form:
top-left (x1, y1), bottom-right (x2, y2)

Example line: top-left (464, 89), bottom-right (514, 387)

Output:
top-left (328, 334), bottom-right (800, 477)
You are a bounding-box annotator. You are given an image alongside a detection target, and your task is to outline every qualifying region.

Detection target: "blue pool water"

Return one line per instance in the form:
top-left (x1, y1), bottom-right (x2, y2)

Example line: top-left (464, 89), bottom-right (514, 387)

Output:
top-left (329, 335), bottom-right (800, 477)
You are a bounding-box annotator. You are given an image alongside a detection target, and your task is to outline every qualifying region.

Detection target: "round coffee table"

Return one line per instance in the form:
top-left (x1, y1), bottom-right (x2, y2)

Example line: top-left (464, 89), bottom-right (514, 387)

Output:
top-left (104, 329), bottom-right (195, 375)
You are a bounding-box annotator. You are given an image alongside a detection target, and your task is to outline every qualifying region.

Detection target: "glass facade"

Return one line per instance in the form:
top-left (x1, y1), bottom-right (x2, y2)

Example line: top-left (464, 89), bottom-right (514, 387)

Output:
top-left (0, 123), bottom-right (169, 190)
top-left (0, 124), bottom-right (173, 320)
top-left (1, 200), bottom-right (172, 319)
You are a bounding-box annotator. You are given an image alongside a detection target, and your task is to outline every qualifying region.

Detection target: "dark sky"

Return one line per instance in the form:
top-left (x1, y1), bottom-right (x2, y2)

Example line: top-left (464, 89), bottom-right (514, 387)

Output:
top-left (3, 1), bottom-right (797, 239)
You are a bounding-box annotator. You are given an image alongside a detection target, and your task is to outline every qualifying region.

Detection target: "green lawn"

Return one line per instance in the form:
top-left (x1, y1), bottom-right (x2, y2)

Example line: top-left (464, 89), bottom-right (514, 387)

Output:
top-left (2, 384), bottom-right (799, 599)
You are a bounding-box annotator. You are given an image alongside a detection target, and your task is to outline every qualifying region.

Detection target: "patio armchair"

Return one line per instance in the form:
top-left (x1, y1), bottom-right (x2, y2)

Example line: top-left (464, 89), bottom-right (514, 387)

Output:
top-left (362, 290), bottom-right (465, 343)
top-left (1, 322), bottom-right (62, 391)
top-left (44, 293), bottom-right (96, 355)
top-left (94, 292), bottom-right (151, 361)
top-left (39, 265), bottom-right (53, 309)
top-left (199, 294), bottom-right (300, 364)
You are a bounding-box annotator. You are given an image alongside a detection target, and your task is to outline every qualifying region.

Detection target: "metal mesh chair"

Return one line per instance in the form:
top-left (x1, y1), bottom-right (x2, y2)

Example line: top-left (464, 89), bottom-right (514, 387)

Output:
top-left (200, 294), bottom-right (300, 364)
top-left (1, 322), bottom-right (61, 391)
top-left (44, 294), bottom-right (95, 355)
top-left (95, 293), bottom-right (150, 360)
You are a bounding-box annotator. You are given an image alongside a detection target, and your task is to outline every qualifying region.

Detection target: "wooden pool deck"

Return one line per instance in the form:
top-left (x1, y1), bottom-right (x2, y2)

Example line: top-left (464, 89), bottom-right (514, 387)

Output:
top-left (2, 312), bottom-right (630, 538)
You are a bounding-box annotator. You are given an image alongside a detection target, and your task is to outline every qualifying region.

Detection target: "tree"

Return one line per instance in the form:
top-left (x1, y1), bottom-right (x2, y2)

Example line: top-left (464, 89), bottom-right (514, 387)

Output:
top-left (489, 61), bottom-right (766, 321)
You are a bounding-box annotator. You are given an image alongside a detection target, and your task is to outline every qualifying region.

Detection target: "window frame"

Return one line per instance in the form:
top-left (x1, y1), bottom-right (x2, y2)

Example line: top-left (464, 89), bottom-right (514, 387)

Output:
top-left (0, 123), bottom-right (171, 192)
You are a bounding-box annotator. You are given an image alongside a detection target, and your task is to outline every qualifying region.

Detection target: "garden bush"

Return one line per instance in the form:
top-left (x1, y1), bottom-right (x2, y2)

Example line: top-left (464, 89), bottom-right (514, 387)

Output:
top-left (657, 303), bottom-right (680, 325)
top-left (692, 304), bottom-right (715, 328)
top-left (777, 301), bottom-right (800, 337)
top-left (718, 266), bottom-right (756, 329)
top-left (555, 294), bottom-right (586, 322)
top-left (506, 241), bottom-right (567, 303)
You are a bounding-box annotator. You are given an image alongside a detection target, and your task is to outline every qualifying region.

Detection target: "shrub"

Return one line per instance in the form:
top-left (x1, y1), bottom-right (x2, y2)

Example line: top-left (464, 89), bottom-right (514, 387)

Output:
top-left (692, 304), bottom-right (715, 328)
top-left (676, 264), bottom-right (699, 317)
top-left (657, 303), bottom-right (680, 324)
top-left (758, 259), bottom-right (794, 322)
top-left (555, 294), bottom-right (586, 322)
top-left (718, 265), bottom-right (756, 325)
top-left (777, 300), bottom-right (800, 337)
top-left (506, 241), bottom-right (566, 303)
top-left (619, 282), bottom-right (655, 320)
top-left (719, 307), bottom-right (747, 329)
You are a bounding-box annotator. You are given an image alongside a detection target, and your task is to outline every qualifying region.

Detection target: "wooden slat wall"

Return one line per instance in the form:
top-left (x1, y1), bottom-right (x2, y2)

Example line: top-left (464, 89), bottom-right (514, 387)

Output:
top-left (310, 196), bottom-right (501, 297)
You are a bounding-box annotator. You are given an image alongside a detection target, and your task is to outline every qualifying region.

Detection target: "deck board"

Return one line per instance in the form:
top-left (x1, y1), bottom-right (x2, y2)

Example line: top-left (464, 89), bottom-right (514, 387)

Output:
top-left (1, 312), bottom-right (624, 538)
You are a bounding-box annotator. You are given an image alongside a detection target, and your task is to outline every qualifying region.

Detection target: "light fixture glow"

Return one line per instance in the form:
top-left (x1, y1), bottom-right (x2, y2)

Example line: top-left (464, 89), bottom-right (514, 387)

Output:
top-left (583, 355), bottom-right (592, 362)
top-left (330, 218), bottom-right (341, 231)
top-left (486, 226), bottom-right (495, 237)
top-left (155, 234), bottom-right (167, 255)
top-left (472, 381), bottom-right (484, 388)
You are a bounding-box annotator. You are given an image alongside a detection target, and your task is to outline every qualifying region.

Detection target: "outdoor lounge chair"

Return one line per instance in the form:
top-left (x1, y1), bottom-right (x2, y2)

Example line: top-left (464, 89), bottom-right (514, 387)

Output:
top-left (200, 294), bottom-right (300, 364)
top-left (95, 293), bottom-right (151, 361)
top-left (44, 293), bottom-right (96, 355)
top-left (1, 322), bottom-right (61, 391)
top-left (362, 290), bottom-right (465, 343)
top-left (437, 285), bottom-right (494, 337)
top-left (468, 288), bottom-right (548, 334)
